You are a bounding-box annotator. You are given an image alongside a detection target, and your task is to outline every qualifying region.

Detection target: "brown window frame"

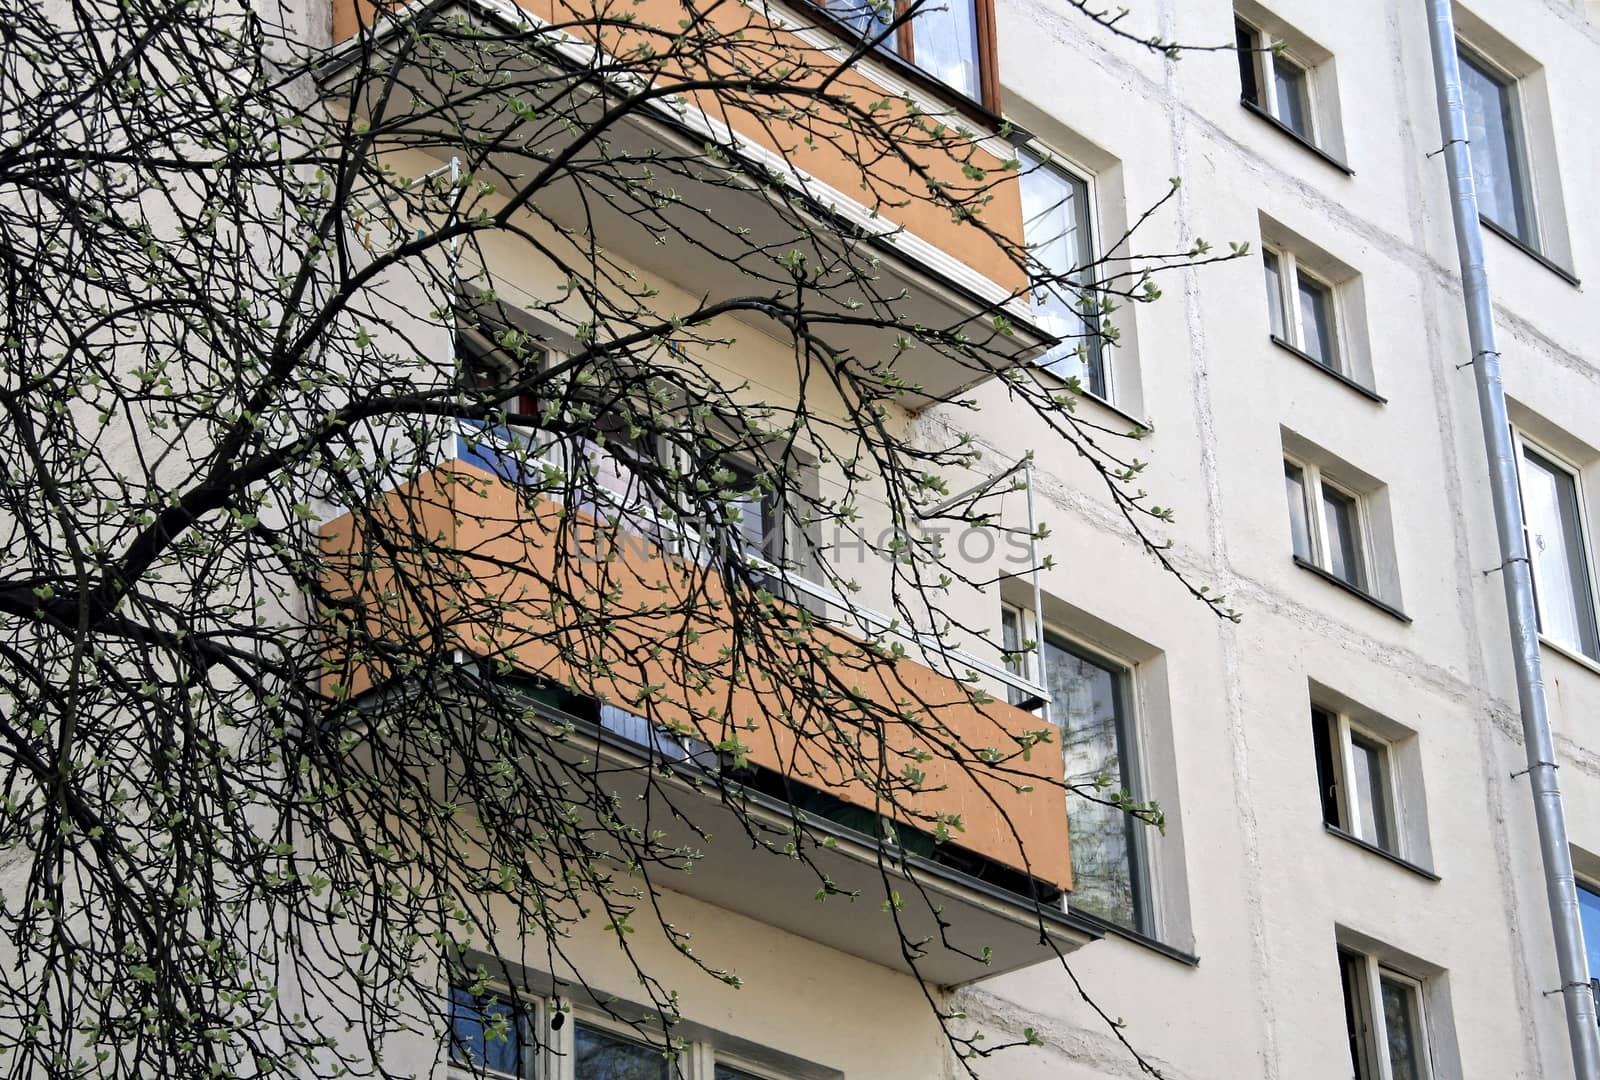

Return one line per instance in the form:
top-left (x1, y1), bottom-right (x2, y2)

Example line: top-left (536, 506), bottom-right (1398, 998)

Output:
top-left (814, 0), bottom-right (1002, 116)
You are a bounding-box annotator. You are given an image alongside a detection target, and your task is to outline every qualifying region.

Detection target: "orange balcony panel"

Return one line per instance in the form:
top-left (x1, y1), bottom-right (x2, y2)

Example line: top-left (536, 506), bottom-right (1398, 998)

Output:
top-left (329, 0), bottom-right (1027, 296)
top-left (320, 460), bottom-right (1071, 892)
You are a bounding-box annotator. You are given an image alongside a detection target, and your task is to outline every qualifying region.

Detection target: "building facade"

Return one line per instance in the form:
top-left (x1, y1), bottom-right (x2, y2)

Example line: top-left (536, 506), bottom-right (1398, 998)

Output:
top-left (321, 1), bottom-right (1600, 1079)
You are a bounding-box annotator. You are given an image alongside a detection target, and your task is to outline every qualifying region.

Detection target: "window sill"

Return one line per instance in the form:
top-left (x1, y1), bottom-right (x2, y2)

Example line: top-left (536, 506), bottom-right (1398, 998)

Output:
top-left (1539, 634), bottom-right (1600, 678)
top-left (1269, 336), bottom-right (1386, 404)
top-left (1292, 555), bottom-right (1412, 623)
top-left (1480, 216), bottom-right (1580, 287)
top-left (1239, 99), bottom-right (1354, 176)
top-left (1073, 386), bottom-right (1153, 435)
top-left (1070, 909), bottom-right (1199, 967)
top-left (1324, 824), bottom-right (1440, 882)
top-left (1032, 366), bottom-right (1153, 433)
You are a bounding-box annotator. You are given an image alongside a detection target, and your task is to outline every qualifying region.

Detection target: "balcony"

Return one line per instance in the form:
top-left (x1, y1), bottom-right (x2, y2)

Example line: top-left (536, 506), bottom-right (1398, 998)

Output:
top-left (318, 0), bottom-right (1052, 405)
top-left (319, 440), bottom-right (1096, 983)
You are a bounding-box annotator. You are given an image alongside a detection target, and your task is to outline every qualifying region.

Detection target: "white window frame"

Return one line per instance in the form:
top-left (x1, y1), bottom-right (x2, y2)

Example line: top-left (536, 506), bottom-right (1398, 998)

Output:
top-left (1510, 429), bottom-right (1600, 662)
top-left (1236, 15), bottom-right (1319, 144)
top-left (446, 981), bottom-right (548, 1080)
top-left (998, 603), bottom-right (1155, 933)
top-left (1314, 706), bottom-right (1403, 857)
top-left (1341, 951), bottom-right (1434, 1080)
top-left (1263, 245), bottom-right (1343, 372)
top-left (447, 985), bottom-right (794, 1080)
top-left (717, 451), bottom-right (788, 565)
top-left (562, 1008), bottom-right (684, 1080)
top-left (1456, 39), bottom-right (1541, 250)
top-left (1285, 455), bottom-right (1374, 592)
top-left (1017, 141), bottom-right (1109, 403)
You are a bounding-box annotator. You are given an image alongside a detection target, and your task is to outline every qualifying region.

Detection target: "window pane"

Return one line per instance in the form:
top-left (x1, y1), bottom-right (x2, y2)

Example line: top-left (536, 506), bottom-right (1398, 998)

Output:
top-left (1339, 952), bottom-right (1375, 1080)
top-left (1459, 51), bottom-right (1532, 244)
top-left (1263, 251), bottom-right (1286, 340)
top-left (1235, 20), bottom-right (1260, 105)
top-left (1311, 708), bottom-right (1342, 829)
top-left (1296, 275), bottom-right (1337, 369)
top-left (1519, 446), bottom-right (1600, 658)
top-left (1019, 154), bottom-right (1104, 397)
top-left (1577, 883), bottom-right (1600, 987)
top-left (1321, 485), bottom-right (1365, 588)
top-left (714, 1068), bottom-right (767, 1080)
top-left (909, 0), bottom-right (981, 101)
top-left (1001, 606), bottom-right (1022, 666)
top-left (1379, 976), bottom-right (1426, 1080)
top-left (574, 1024), bottom-right (670, 1080)
top-left (1349, 734), bottom-right (1393, 851)
top-left (830, 0), bottom-right (896, 52)
top-left (723, 460), bottom-right (776, 559)
top-left (1000, 606), bottom-right (1026, 705)
top-left (1285, 462), bottom-right (1313, 561)
top-left (580, 415), bottom-right (654, 514)
top-left (598, 703), bottom-right (709, 764)
top-left (1046, 638), bottom-right (1140, 929)
top-left (450, 987), bottom-right (529, 1077)
top-left (1272, 55), bottom-right (1312, 138)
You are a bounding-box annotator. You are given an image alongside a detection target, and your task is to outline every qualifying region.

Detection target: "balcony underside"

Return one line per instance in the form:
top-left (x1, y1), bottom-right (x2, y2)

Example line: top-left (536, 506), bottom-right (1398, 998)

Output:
top-left (319, 0), bottom-right (1051, 405)
top-left (466, 690), bottom-right (1099, 986)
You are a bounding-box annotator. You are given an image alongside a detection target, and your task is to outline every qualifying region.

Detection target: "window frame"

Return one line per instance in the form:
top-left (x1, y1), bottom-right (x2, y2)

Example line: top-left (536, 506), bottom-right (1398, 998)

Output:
top-left (1016, 144), bottom-right (1109, 401)
top-left (1510, 429), bottom-right (1600, 662)
top-left (447, 982), bottom-right (547, 1080)
top-left (999, 604), bottom-right (1153, 935)
top-left (568, 1011), bottom-right (679, 1080)
top-left (1575, 876), bottom-right (1600, 1000)
top-left (1338, 950), bottom-right (1434, 1080)
top-left (1312, 706), bottom-right (1403, 857)
top-left (717, 453), bottom-right (787, 565)
top-left (1263, 245), bottom-right (1343, 373)
top-left (446, 984), bottom-right (796, 1080)
top-left (1235, 15), bottom-right (1319, 144)
top-left (1284, 455), bottom-right (1373, 593)
top-left (1455, 40), bottom-right (1539, 250)
top-left (459, 325), bottom-right (548, 419)
top-left (822, 0), bottom-right (1001, 111)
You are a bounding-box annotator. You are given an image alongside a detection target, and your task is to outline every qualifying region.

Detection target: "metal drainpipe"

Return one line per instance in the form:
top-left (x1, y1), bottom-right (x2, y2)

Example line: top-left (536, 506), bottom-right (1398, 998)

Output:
top-left (1422, 4), bottom-right (1600, 1076)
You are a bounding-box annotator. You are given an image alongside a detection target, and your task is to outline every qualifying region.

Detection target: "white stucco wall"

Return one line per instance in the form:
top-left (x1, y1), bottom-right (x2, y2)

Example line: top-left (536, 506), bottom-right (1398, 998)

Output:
top-left (318, 1), bottom-right (1600, 1077)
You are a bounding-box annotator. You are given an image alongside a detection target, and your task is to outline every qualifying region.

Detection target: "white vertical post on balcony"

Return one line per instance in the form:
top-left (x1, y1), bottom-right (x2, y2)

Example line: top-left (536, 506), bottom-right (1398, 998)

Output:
top-left (922, 456), bottom-right (1051, 713)
top-left (1023, 456), bottom-right (1050, 718)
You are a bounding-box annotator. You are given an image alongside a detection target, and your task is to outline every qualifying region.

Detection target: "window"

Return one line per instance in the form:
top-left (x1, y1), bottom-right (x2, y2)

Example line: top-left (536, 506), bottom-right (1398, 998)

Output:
top-left (721, 456), bottom-right (782, 563)
top-left (1001, 608), bottom-right (1146, 932)
top-left (1263, 247), bottom-right (1340, 371)
top-left (457, 321), bottom-right (662, 511)
top-left (574, 1023), bottom-right (669, 1080)
top-left (450, 985), bottom-right (536, 1078)
top-left (1018, 150), bottom-right (1105, 398)
top-left (461, 327), bottom-right (545, 418)
top-left (1457, 45), bottom-right (1535, 247)
top-left (826, 0), bottom-right (997, 108)
top-left (1577, 879), bottom-right (1600, 999)
top-left (446, 983), bottom-right (799, 1080)
top-left (1512, 433), bottom-right (1600, 661)
top-left (1339, 950), bottom-right (1433, 1080)
top-left (1236, 15), bottom-right (1316, 143)
top-left (1285, 457), bottom-right (1368, 591)
top-left (1312, 706), bottom-right (1399, 855)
